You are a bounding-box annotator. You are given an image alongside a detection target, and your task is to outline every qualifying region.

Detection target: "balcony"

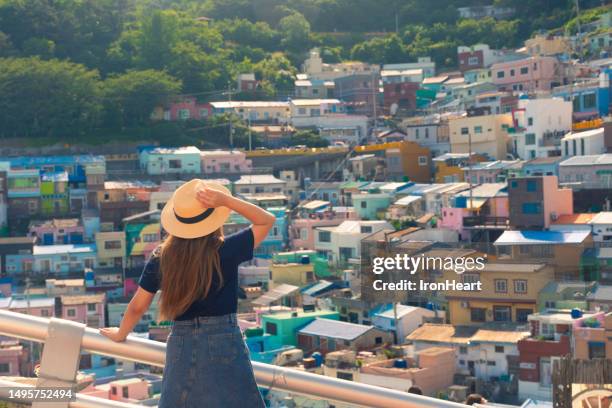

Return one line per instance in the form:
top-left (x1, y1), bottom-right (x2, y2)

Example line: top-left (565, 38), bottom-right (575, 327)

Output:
top-left (0, 309), bottom-right (467, 408)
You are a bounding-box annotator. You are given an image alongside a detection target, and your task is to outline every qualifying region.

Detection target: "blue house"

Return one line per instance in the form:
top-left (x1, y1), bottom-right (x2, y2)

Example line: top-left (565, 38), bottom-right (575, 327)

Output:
top-left (522, 157), bottom-right (565, 177)
top-left (552, 69), bottom-right (611, 120)
top-left (0, 155), bottom-right (105, 185)
top-left (6, 244), bottom-right (97, 276)
top-left (229, 207), bottom-right (288, 258)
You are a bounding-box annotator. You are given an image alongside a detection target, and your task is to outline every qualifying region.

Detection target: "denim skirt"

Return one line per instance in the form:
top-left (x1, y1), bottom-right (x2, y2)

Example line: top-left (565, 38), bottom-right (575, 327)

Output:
top-left (159, 314), bottom-right (265, 408)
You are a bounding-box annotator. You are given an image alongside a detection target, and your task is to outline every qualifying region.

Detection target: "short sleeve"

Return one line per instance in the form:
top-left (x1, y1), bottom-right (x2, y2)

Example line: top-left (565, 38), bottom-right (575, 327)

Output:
top-left (138, 256), bottom-right (161, 294)
top-left (222, 227), bottom-right (254, 264)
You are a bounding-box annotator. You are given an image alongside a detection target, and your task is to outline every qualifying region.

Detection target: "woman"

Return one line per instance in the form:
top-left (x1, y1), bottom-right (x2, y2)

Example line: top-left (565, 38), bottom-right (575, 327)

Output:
top-left (100, 179), bottom-right (274, 408)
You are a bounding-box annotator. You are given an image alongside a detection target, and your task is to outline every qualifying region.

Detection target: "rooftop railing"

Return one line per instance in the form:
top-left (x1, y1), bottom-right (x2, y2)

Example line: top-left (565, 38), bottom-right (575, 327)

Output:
top-left (0, 309), bottom-right (468, 408)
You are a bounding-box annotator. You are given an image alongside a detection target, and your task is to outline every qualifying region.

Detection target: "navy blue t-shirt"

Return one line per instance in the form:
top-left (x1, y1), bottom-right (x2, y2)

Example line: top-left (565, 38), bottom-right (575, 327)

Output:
top-left (138, 227), bottom-right (254, 321)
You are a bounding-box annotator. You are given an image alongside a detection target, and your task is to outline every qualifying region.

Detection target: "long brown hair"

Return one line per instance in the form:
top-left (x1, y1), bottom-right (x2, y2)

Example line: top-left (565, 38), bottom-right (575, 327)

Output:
top-left (158, 228), bottom-right (224, 321)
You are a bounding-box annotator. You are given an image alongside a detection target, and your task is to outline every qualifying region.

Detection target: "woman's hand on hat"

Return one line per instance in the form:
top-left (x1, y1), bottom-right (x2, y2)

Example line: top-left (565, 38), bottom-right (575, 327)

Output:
top-left (196, 187), bottom-right (229, 208)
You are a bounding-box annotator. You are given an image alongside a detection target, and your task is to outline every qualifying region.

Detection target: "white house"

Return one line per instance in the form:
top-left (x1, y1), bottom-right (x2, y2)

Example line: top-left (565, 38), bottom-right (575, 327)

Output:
top-left (510, 98), bottom-right (572, 160)
top-left (233, 175), bottom-right (287, 195)
top-left (139, 146), bottom-right (202, 175)
top-left (561, 127), bottom-right (606, 157)
top-left (407, 324), bottom-right (529, 382)
top-left (371, 304), bottom-right (442, 341)
top-left (314, 220), bottom-right (393, 265)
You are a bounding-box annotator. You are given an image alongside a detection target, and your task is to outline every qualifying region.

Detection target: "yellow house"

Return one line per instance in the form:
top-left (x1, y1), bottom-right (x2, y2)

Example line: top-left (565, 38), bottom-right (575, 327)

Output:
top-left (433, 152), bottom-right (488, 183)
top-left (95, 231), bottom-right (126, 269)
top-left (441, 262), bottom-right (554, 325)
top-left (270, 263), bottom-right (315, 287)
top-left (448, 113), bottom-right (512, 160)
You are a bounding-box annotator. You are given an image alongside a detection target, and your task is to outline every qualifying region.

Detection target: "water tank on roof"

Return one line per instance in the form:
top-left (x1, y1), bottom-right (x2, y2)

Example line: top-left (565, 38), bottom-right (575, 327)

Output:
top-left (519, 93), bottom-right (529, 100)
top-left (393, 359), bottom-right (408, 369)
top-left (571, 308), bottom-right (583, 319)
top-left (300, 255), bottom-right (310, 264)
top-left (311, 352), bottom-right (323, 367)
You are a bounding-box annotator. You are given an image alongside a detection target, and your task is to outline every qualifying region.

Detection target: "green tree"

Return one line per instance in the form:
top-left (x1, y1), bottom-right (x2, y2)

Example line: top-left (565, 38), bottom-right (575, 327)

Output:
top-left (279, 12), bottom-right (311, 53)
top-left (288, 130), bottom-right (330, 148)
top-left (102, 69), bottom-right (182, 128)
top-left (0, 57), bottom-right (102, 138)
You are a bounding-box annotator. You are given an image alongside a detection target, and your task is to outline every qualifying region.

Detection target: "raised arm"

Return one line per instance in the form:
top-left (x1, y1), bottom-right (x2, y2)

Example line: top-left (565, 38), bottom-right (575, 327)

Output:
top-left (197, 187), bottom-right (275, 248)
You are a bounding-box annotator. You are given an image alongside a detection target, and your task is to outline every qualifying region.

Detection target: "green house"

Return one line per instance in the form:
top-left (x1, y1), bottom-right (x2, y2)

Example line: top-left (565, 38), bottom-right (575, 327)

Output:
top-left (273, 250), bottom-right (331, 278)
top-left (537, 281), bottom-right (595, 312)
top-left (260, 309), bottom-right (339, 346)
top-left (40, 172), bottom-right (69, 216)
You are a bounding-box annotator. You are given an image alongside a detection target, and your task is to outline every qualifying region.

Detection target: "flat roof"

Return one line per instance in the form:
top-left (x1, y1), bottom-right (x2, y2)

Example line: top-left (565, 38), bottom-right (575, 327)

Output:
top-left (33, 244), bottom-right (96, 255)
top-left (406, 323), bottom-right (529, 345)
top-left (551, 213), bottom-right (596, 225)
top-left (299, 318), bottom-right (373, 341)
top-left (495, 230), bottom-right (590, 245)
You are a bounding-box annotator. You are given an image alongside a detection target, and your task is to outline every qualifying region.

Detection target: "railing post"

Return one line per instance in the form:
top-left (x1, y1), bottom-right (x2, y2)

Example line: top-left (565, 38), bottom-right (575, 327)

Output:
top-left (32, 318), bottom-right (86, 408)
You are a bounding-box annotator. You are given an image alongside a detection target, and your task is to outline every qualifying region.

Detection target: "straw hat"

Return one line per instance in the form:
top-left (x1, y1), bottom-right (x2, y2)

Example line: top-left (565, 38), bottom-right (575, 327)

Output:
top-left (161, 179), bottom-right (232, 239)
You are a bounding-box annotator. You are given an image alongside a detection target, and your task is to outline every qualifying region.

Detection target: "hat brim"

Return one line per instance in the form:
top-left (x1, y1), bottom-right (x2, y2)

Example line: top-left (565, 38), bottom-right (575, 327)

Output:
top-left (160, 182), bottom-right (232, 239)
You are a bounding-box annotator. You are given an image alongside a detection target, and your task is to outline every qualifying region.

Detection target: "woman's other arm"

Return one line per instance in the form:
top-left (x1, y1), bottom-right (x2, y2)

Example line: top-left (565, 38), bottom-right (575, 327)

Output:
top-left (197, 188), bottom-right (275, 248)
top-left (100, 288), bottom-right (155, 342)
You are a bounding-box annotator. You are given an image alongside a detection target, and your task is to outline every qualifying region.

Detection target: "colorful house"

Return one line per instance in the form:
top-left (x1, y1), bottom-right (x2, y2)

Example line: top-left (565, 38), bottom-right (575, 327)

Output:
top-left (448, 112), bottom-right (513, 160)
top-left (491, 56), bottom-right (566, 93)
top-left (433, 153), bottom-right (488, 183)
top-left (139, 146), bottom-right (202, 175)
top-left (351, 192), bottom-right (392, 220)
top-left (260, 309), bottom-right (339, 346)
top-left (552, 69), bottom-right (611, 120)
top-left (28, 218), bottom-right (84, 245)
top-left (61, 293), bottom-right (106, 328)
top-left (39, 171), bottom-right (69, 216)
top-left (123, 210), bottom-right (161, 270)
top-left (200, 150), bottom-right (252, 174)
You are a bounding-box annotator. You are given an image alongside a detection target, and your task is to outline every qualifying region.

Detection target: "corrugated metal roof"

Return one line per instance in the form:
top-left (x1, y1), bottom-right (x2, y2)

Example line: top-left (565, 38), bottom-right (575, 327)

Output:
top-left (252, 284), bottom-right (299, 306)
top-left (298, 318), bottom-right (373, 341)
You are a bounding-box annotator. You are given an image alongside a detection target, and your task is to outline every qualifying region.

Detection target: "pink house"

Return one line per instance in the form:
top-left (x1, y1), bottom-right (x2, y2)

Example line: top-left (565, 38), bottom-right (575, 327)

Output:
top-left (109, 378), bottom-right (151, 402)
top-left (492, 56), bottom-right (565, 93)
top-left (0, 341), bottom-right (26, 376)
top-left (28, 218), bottom-right (85, 245)
top-left (7, 297), bottom-right (55, 318)
top-left (165, 97), bottom-right (212, 121)
top-left (290, 208), bottom-right (358, 250)
top-left (200, 150), bottom-right (253, 174)
top-left (61, 293), bottom-right (106, 328)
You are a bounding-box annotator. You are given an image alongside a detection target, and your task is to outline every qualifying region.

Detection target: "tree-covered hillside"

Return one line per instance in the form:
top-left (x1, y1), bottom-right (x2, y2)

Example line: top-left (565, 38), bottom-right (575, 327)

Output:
top-left (0, 0), bottom-right (607, 142)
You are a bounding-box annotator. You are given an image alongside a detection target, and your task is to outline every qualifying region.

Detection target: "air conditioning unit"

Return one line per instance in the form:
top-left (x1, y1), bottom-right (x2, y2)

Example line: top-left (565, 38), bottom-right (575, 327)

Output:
top-left (461, 301), bottom-right (470, 308)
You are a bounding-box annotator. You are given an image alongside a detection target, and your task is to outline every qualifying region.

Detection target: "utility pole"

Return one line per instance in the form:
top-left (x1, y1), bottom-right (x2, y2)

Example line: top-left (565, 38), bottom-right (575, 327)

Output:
top-left (468, 131), bottom-right (473, 215)
top-left (227, 82), bottom-right (234, 148)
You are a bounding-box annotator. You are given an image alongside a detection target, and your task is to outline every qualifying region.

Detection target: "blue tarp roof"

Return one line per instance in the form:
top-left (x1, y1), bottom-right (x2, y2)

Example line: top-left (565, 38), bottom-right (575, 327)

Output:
top-left (494, 230), bottom-right (590, 245)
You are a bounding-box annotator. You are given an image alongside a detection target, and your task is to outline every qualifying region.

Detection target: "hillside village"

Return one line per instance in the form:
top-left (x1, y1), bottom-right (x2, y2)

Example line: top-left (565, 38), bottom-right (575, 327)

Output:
top-left (0, 3), bottom-right (612, 408)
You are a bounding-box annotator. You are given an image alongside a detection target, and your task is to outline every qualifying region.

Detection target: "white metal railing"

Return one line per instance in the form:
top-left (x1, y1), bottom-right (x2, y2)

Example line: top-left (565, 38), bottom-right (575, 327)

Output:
top-left (0, 309), bottom-right (468, 408)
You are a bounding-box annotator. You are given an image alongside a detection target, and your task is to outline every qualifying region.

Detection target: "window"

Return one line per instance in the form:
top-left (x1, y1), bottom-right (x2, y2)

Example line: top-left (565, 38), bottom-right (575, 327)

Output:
top-left (104, 241), bottom-right (122, 250)
top-left (525, 133), bottom-right (535, 145)
top-left (494, 279), bottom-right (508, 293)
top-left (514, 280), bottom-right (528, 294)
top-left (573, 96), bottom-right (580, 112)
top-left (516, 308), bottom-right (532, 322)
top-left (265, 322), bottom-right (277, 335)
top-left (318, 231), bottom-right (331, 243)
top-left (459, 346), bottom-right (468, 354)
top-left (360, 226), bottom-right (372, 233)
top-left (527, 117), bottom-right (533, 126)
top-left (474, 126), bottom-right (482, 134)
top-left (418, 156), bottom-right (428, 166)
top-left (583, 93), bottom-right (596, 110)
top-left (298, 108), bottom-right (306, 115)
top-left (487, 361), bottom-right (496, 366)
top-left (168, 159), bottom-right (182, 169)
top-left (496, 71), bottom-right (505, 78)
top-left (471, 308), bottom-right (486, 322)
top-left (510, 69), bottom-right (515, 76)
top-left (360, 201), bottom-right (367, 209)
top-left (178, 109), bottom-right (190, 120)
top-left (87, 303), bottom-right (96, 312)
top-left (337, 372), bottom-right (353, 381)
top-left (540, 323), bottom-right (555, 338)
top-left (495, 346), bottom-right (504, 353)
top-left (588, 342), bottom-right (606, 359)
top-left (463, 273), bottom-right (480, 284)
top-left (522, 202), bottom-right (541, 214)
top-left (415, 128), bottom-right (420, 138)
top-left (493, 306), bottom-right (511, 322)
top-left (461, 127), bottom-right (469, 135)
top-left (199, 109), bottom-right (209, 118)
top-left (511, 180), bottom-right (518, 189)
top-left (143, 233), bottom-right (158, 243)
top-left (41, 309), bottom-right (50, 317)
top-left (540, 358), bottom-right (552, 387)
top-left (0, 363), bottom-right (9, 373)
top-left (581, 138), bottom-right (585, 155)
top-left (122, 387), bottom-right (129, 398)
top-left (67, 309), bottom-right (76, 317)
top-left (526, 180), bottom-right (537, 192)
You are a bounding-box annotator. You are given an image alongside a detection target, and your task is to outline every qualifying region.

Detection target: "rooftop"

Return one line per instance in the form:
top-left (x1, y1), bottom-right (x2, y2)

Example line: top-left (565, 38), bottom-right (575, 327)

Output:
top-left (561, 127), bottom-right (603, 140)
top-left (551, 213), bottom-right (596, 225)
top-left (29, 218), bottom-right (81, 230)
top-left (147, 146), bottom-right (201, 155)
top-left (290, 99), bottom-right (341, 106)
top-left (560, 153), bottom-right (612, 166)
top-left (407, 324), bottom-right (529, 345)
top-left (374, 304), bottom-right (430, 319)
top-left (590, 212), bottom-right (612, 224)
top-left (60, 293), bottom-right (105, 305)
top-left (495, 230), bottom-right (590, 245)
top-left (33, 244), bottom-right (96, 256)
top-left (299, 318), bottom-right (373, 341)
top-left (210, 101), bottom-right (289, 109)
top-left (234, 175), bottom-right (285, 185)
top-left (525, 156), bottom-right (566, 165)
